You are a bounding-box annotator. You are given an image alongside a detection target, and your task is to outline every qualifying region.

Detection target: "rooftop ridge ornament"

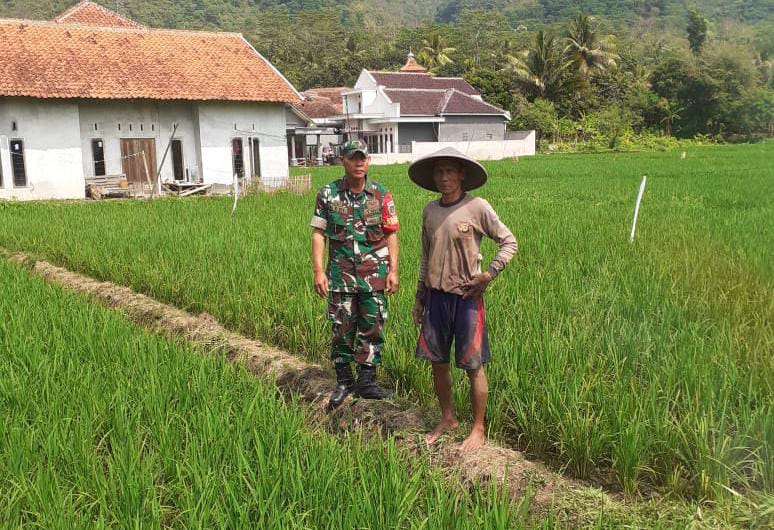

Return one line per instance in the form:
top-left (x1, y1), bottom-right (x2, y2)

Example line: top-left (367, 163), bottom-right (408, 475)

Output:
top-left (400, 50), bottom-right (428, 73)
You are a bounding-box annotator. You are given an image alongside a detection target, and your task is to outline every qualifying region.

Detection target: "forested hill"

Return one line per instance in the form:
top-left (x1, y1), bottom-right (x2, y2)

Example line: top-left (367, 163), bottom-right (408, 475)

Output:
top-left (2, 1), bottom-right (771, 30)
top-left (2, 1), bottom-right (772, 140)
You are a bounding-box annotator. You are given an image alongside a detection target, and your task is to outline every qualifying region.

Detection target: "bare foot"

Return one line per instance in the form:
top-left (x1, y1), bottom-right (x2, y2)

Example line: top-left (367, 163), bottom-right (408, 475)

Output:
top-left (425, 417), bottom-right (460, 445)
top-left (459, 427), bottom-right (486, 453)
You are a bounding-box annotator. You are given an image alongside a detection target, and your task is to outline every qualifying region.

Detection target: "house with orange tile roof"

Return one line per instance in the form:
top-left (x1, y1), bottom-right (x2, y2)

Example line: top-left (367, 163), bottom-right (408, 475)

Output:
top-left (336, 52), bottom-right (534, 163)
top-left (286, 88), bottom-right (348, 165)
top-left (0, 1), bottom-right (301, 200)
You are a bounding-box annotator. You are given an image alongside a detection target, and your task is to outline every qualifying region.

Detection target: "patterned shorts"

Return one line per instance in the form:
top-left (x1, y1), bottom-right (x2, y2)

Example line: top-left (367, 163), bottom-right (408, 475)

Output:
top-left (416, 289), bottom-right (490, 370)
top-left (327, 291), bottom-right (387, 366)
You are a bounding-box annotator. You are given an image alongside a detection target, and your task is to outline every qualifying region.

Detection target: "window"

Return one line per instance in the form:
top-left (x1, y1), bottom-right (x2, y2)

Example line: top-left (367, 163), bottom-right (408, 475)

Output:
top-left (231, 138), bottom-right (244, 179)
top-left (91, 139), bottom-right (106, 176)
top-left (10, 139), bottom-right (27, 187)
top-left (251, 138), bottom-right (261, 177)
top-left (171, 139), bottom-right (184, 181)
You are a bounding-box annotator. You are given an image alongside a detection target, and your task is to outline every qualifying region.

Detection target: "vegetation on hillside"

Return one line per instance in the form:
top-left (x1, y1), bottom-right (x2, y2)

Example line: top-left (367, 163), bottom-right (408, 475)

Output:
top-left (2, 1), bottom-right (772, 141)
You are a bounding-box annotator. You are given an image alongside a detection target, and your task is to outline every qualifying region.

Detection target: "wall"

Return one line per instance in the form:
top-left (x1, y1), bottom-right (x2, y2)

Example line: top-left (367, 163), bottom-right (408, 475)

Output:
top-left (354, 70), bottom-right (376, 90)
top-left (0, 97), bottom-right (84, 200)
top-left (368, 152), bottom-right (413, 165)
top-left (285, 107), bottom-right (307, 128)
top-left (77, 100), bottom-right (199, 185)
top-left (196, 101), bottom-right (288, 184)
top-left (412, 133), bottom-right (536, 160)
top-left (397, 123), bottom-right (437, 146)
top-left (438, 115), bottom-right (506, 142)
top-left (364, 88), bottom-right (399, 118)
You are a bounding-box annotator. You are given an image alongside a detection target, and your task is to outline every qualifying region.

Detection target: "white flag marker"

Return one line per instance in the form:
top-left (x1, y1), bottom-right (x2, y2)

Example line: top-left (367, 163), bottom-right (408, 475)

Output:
top-left (630, 175), bottom-right (647, 242)
top-left (231, 173), bottom-right (240, 216)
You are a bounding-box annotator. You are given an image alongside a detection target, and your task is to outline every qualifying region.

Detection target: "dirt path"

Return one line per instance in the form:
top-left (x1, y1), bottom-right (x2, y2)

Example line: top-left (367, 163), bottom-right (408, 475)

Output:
top-left (4, 249), bottom-right (633, 526)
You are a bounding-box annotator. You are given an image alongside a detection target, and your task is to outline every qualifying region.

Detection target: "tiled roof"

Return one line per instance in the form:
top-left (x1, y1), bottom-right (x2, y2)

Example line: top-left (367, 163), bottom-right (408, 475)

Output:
top-left (383, 89), bottom-right (446, 115)
top-left (303, 87), bottom-right (349, 103)
top-left (300, 87), bottom-right (348, 117)
top-left (440, 89), bottom-right (507, 115)
top-left (54, 1), bottom-right (145, 28)
top-left (299, 98), bottom-right (340, 119)
top-left (0, 19), bottom-right (299, 103)
top-left (384, 88), bottom-right (506, 117)
top-left (370, 71), bottom-right (478, 95)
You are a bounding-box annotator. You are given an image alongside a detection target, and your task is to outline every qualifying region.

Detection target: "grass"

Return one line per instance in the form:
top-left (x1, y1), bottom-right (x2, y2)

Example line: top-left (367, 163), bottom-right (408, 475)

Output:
top-left (0, 257), bottom-right (541, 529)
top-left (0, 142), bottom-right (770, 507)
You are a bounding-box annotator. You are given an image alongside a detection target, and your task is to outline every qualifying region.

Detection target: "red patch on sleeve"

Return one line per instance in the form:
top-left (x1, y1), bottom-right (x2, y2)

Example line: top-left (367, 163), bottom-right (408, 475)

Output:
top-left (382, 192), bottom-right (400, 232)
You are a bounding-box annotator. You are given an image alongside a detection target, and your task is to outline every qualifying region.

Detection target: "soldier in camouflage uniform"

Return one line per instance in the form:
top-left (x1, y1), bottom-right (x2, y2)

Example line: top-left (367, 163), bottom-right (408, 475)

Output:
top-left (311, 140), bottom-right (400, 409)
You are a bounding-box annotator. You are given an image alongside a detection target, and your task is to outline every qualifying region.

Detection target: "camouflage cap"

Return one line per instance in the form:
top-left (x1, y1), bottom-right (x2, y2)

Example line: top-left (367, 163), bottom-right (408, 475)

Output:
top-left (341, 139), bottom-right (369, 159)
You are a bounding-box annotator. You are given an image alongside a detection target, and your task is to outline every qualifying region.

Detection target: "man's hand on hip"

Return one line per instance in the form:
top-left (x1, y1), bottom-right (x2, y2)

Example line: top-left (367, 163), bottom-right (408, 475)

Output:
top-left (313, 271), bottom-right (329, 298)
top-left (461, 272), bottom-right (492, 300)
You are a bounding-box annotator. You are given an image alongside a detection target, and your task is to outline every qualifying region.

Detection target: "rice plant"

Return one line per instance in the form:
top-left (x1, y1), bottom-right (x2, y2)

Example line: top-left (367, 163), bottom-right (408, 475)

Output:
top-left (0, 142), bottom-right (770, 505)
top-left (0, 258), bottom-right (535, 529)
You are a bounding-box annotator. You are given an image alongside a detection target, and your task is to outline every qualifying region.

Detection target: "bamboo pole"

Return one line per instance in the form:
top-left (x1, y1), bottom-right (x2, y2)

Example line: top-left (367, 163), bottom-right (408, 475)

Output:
top-left (141, 150), bottom-right (153, 199)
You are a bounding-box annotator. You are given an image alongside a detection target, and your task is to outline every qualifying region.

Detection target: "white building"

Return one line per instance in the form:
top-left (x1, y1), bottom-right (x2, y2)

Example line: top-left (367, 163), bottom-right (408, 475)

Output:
top-left (0, 1), bottom-right (301, 200)
top-left (337, 53), bottom-right (533, 163)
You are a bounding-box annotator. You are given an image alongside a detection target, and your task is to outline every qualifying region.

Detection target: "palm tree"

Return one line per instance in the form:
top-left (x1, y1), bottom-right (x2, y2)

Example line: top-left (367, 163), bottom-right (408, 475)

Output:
top-left (659, 98), bottom-right (683, 136)
top-left (564, 14), bottom-right (619, 83)
top-left (418, 33), bottom-right (456, 73)
top-left (505, 30), bottom-right (571, 100)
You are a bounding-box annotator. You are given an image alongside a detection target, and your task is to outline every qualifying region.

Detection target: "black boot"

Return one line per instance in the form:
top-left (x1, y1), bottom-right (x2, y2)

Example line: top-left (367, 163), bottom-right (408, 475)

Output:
top-left (354, 364), bottom-right (391, 400)
top-left (327, 363), bottom-right (355, 411)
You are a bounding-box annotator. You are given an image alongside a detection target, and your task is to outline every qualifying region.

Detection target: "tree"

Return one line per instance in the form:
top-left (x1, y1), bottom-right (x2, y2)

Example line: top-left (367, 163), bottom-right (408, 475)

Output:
top-left (687, 9), bottom-right (708, 55)
top-left (418, 33), bottom-right (456, 73)
top-left (564, 14), bottom-right (618, 82)
top-left (465, 68), bottom-right (513, 111)
top-left (597, 105), bottom-right (634, 148)
top-left (506, 30), bottom-right (571, 101)
top-left (511, 97), bottom-right (558, 145)
top-left (733, 89), bottom-right (774, 137)
top-left (455, 10), bottom-right (508, 68)
top-left (658, 98), bottom-right (683, 136)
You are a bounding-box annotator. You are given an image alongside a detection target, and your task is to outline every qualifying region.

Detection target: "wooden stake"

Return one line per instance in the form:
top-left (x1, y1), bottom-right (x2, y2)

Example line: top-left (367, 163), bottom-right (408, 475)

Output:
top-left (141, 150), bottom-right (153, 198)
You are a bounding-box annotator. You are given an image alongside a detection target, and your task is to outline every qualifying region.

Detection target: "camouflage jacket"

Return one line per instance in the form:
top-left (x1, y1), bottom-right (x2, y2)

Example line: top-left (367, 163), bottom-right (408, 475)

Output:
top-left (311, 177), bottom-right (399, 293)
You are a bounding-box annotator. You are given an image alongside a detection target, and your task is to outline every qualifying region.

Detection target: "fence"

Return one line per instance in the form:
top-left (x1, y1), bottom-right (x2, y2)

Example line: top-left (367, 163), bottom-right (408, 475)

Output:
top-left (248, 174), bottom-right (311, 195)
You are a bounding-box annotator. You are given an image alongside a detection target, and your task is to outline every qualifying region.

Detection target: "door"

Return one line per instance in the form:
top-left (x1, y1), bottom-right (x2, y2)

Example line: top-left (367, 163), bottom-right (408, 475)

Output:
top-left (171, 139), bottom-right (184, 181)
top-left (10, 139), bottom-right (27, 187)
top-left (91, 139), bottom-right (106, 176)
top-left (251, 137), bottom-right (261, 178)
top-left (231, 138), bottom-right (244, 179)
top-left (120, 138), bottom-right (157, 190)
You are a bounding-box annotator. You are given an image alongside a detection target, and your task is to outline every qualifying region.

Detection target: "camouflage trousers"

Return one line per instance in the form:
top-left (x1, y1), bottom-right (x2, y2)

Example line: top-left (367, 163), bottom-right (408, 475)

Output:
top-left (327, 291), bottom-right (387, 366)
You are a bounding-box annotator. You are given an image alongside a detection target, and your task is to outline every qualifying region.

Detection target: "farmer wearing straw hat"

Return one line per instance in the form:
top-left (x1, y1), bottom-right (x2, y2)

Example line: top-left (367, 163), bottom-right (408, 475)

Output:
top-left (409, 147), bottom-right (517, 452)
top-left (311, 139), bottom-right (400, 410)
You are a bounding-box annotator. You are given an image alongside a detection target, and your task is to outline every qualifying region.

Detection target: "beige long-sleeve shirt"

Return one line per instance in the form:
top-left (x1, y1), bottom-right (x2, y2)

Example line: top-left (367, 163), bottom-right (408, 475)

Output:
top-left (417, 194), bottom-right (518, 298)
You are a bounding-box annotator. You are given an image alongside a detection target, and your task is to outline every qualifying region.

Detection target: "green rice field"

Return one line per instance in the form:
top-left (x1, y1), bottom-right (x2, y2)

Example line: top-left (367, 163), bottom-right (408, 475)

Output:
top-left (1, 258), bottom-right (536, 528)
top-left (0, 143), bottom-right (771, 513)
